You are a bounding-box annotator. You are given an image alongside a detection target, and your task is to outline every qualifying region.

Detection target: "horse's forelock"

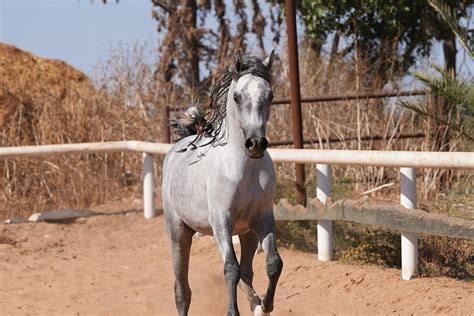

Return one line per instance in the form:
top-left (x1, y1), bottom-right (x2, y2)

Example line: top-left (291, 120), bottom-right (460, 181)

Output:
top-left (232, 56), bottom-right (271, 84)
top-left (210, 56), bottom-right (271, 108)
top-left (176, 54), bottom-right (271, 150)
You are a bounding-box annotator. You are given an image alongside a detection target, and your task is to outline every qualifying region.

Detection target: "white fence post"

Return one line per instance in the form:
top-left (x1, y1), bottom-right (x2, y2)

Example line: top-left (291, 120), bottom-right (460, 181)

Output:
top-left (317, 164), bottom-right (333, 261)
top-left (143, 153), bottom-right (155, 219)
top-left (400, 167), bottom-right (418, 280)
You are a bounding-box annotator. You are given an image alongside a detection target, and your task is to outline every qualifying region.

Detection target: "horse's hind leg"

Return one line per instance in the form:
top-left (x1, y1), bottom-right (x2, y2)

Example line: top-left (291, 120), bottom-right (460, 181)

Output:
top-left (166, 216), bottom-right (195, 316)
top-left (238, 231), bottom-right (262, 313)
top-left (255, 213), bottom-right (283, 314)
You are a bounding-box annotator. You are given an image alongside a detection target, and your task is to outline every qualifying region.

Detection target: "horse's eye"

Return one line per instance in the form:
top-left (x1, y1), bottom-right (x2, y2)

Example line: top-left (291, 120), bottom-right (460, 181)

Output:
top-left (269, 92), bottom-right (274, 101)
top-left (233, 93), bottom-right (241, 103)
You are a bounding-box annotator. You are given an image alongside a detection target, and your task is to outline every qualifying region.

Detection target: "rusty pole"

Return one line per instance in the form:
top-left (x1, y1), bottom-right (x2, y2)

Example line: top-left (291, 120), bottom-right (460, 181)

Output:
top-left (164, 105), bottom-right (171, 143)
top-left (285, 0), bottom-right (306, 205)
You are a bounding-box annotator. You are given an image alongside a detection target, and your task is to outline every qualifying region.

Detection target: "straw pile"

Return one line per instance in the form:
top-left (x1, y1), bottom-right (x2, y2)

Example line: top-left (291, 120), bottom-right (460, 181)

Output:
top-left (0, 44), bottom-right (163, 219)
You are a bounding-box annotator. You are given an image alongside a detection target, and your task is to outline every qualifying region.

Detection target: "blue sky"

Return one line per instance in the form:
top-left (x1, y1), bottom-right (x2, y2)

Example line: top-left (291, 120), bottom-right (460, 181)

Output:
top-left (0, 0), bottom-right (157, 74)
top-left (1, 0), bottom-right (472, 81)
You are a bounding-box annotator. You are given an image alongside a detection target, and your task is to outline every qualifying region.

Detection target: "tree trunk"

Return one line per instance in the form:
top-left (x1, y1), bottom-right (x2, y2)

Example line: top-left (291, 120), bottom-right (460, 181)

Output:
top-left (182, 0), bottom-right (200, 93)
top-left (443, 31), bottom-right (457, 80)
top-left (324, 31), bottom-right (340, 88)
top-left (439, 30), bottom-right (457, 188)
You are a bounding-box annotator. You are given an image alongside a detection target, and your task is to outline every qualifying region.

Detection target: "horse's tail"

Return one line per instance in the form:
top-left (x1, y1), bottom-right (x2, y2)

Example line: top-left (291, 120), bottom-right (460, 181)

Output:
top-left (169, 104), bottom-right (210, 140)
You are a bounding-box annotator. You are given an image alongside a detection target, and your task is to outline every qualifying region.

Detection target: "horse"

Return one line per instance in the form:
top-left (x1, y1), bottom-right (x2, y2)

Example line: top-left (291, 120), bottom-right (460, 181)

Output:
top-left (162, 51), bottom-right (283, 316)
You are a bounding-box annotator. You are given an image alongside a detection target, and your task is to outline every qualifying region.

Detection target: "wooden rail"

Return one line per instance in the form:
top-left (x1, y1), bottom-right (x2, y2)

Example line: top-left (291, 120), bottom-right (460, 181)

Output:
top-left (275, 199), bottom-right (474, 240)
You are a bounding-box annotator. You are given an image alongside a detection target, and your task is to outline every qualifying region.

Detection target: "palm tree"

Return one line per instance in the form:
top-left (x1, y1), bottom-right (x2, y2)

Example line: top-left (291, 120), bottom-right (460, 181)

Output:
top-left (409, 0), bottom-right (473, 143)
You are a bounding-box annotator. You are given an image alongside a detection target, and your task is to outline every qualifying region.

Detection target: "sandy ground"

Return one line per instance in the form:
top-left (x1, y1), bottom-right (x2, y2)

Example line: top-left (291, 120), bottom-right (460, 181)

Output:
top-left (0, 203), bottom-right (472, 316)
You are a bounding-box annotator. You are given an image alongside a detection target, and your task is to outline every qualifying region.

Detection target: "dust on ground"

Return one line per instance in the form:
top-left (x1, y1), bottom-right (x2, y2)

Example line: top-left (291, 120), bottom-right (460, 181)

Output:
top-left (0, 202), bottom-right (472, 315)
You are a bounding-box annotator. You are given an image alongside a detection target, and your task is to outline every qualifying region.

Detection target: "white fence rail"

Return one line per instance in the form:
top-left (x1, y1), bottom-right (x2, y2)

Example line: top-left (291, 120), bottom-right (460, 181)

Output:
top-left (1, 141), bottom-right (473, 280)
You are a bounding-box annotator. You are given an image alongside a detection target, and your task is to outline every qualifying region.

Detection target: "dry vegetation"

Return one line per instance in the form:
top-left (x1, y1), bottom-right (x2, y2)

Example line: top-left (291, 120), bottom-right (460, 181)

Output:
top-left (269, 41), bottom-right (473, 202)
top-left (268, 41), bottom-right (473, 280)
top-left (0, 43), bottom-right (164, 219)
top-left (0, 42), bottom-right (472, 279)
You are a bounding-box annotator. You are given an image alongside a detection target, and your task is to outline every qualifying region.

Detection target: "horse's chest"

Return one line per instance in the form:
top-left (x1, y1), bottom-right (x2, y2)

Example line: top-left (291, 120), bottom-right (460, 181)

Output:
top-left (233, 167), bottom-right (274, 208)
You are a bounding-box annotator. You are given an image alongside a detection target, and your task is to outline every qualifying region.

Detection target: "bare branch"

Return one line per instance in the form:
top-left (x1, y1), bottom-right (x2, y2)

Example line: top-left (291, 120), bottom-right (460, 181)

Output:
top-left (151, 0), bottom-right (174, 13)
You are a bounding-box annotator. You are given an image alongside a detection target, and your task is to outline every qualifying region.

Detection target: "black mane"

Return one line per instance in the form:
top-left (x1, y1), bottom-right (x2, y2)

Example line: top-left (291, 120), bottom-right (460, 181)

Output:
top-left (171, 54), bottom-right (272, 149)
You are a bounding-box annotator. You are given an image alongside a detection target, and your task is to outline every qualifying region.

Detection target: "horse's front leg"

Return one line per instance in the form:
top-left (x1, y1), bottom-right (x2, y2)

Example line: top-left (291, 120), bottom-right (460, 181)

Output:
top-left (254, 212), bottom-right (283, 314)
top-left (211, 215), bottom-right (240, 316)
top-left (238, 231), bottom-right (263, 314)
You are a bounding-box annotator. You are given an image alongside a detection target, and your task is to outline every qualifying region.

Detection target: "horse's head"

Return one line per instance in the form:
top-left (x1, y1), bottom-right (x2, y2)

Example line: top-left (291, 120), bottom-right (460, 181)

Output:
top-left (232, 51), bottom-right (274, 159)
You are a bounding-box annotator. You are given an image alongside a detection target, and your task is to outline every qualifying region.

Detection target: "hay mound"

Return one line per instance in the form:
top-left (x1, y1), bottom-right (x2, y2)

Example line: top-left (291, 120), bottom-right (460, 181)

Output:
top-left (0, 43), bottom-right (92, 98)
top-left (0, 44), bottom-right (162, 219)
top-left (0, 43), bottom-right (100, 145)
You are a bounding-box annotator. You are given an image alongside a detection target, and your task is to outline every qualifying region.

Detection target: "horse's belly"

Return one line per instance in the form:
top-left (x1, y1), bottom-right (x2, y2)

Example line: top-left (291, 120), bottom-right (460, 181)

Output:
top-left (179, 211), bottom-right (213, 235)
top-left (186, 220), bottom-right (252, 236)
top-left (169, 190), bottom-right (213, 234)
top-left (175, 203), bottom-right (254, 236)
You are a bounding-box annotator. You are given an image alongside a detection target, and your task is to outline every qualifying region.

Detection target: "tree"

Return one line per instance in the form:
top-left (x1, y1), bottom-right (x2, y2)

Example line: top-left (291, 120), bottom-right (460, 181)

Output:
top-left (395, 0), bottom-right (474, 188)
top-left (100, 0), bottom-right (282, 96)
top-left (297, 0), bottom-right (473, 88)
top-left (412, 0), bottom-right (474, 142)
top-left (151, 0), bottom-right (281, 97)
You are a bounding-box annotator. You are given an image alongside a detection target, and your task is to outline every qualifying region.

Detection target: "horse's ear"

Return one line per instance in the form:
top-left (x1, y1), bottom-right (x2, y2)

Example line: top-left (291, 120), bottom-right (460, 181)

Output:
top-left (263, 50), bottom-right (275, 69)
top-left (234, 50), bottom-right (243, 72)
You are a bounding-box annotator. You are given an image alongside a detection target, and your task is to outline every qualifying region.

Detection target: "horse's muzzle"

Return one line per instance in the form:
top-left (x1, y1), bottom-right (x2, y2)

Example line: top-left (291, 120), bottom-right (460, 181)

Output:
top-left (245, 136), bottom-right (268, 159)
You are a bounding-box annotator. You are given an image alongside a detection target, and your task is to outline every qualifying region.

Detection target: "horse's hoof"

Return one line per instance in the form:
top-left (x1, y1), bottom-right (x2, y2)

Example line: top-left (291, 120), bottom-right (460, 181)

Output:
top-left (253, 305), bottom-right (270, 316)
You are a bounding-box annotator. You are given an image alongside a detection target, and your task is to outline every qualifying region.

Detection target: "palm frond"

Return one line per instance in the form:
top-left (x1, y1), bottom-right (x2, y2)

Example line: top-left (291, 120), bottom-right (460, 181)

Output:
top-left (413, 65), bottom-right (474, 139)
top-left (428, 0), bottom-right (474, 60)
top-left (466, 85), bottom-right (474, 116)
top-left (415, 65), bottom-right (473, 110)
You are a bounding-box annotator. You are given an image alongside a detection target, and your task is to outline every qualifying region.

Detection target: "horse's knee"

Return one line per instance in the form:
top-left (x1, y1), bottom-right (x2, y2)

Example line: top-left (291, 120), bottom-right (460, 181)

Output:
top-left (224, 260), bottom-right (240, 285)
top-left (266, 253), bottom-right (283, 280)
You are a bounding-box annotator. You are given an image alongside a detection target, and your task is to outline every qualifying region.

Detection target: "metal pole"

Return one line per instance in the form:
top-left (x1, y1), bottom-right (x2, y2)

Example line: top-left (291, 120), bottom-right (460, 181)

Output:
top-left (143, 153), bottom-right (156, 219)
top-left (268, 132), bottom-right (427, 147)
top-left (164, 105), bottom-right (171, 143)
top-left (285, 0), bottom-right (306, 205)
top-left (167, 89), bottom-right (431, 110)
top-left (270, 89), bottom-right (430, 105)
top-left (400, 167), bottom-right (418, 280)
top-left (316, 164), bottom-right (333, 261)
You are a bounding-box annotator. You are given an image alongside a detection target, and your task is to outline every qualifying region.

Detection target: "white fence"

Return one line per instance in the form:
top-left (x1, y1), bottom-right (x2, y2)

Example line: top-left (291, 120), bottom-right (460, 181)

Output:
top-left (1, 141), bottom-right (473, 280)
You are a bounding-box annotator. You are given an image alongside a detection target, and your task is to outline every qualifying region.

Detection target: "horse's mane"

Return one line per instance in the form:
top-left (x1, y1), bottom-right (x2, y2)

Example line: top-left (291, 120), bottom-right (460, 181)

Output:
top-left (170, 54), bottom-right (271, 150)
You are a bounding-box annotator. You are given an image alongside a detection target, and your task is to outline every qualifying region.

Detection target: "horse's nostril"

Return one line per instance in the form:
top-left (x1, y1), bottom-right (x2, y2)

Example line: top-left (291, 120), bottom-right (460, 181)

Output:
top-left (259, 137), bottom-right (268, 151)
top-left (245, 138), bottom-right (255, 151)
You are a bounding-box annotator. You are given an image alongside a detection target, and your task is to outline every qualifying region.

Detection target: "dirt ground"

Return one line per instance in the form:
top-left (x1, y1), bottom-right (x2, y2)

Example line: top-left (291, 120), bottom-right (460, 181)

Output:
top-left (1, 203), bottom-right (472, 316)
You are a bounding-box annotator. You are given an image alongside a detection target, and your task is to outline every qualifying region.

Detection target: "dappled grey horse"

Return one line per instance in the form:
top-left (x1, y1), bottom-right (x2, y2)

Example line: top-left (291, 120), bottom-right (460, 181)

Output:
top-left (162, 51), bottom-right (283, 316)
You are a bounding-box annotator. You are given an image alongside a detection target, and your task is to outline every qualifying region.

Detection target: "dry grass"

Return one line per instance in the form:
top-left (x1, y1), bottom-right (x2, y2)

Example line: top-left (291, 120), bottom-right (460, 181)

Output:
top-left (269, 41), bottom-right (472, 202)
top-left (269, 42), bottom-right (473, 280)
top-left (0, 43), bottom-right (165, 219)
top-left (0, 42), bottom-right (471, 280)
top-left (1, 42), bottom-right (471, 217)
